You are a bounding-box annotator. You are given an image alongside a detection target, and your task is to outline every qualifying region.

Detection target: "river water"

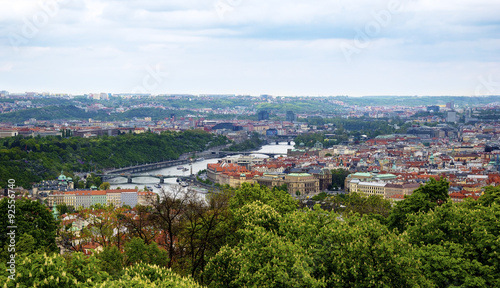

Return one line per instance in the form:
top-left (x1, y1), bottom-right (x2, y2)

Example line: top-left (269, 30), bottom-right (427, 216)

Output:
top-left (109, 142), bottom-right (294, 191)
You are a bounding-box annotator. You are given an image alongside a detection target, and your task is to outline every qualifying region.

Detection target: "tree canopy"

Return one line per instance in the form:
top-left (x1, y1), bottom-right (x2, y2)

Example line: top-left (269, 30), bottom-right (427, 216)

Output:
top-left (2, 180), bottom-right (500, 287)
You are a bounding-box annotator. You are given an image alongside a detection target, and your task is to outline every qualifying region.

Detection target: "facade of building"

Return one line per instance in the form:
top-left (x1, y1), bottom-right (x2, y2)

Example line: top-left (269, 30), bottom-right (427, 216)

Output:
top-left (255, 174), bottom-right (286, 190)
top-left (75, 190), bottom-right (93, 209)
top-left (345, 172), bottom-right (372, 192)
top-left (285, 173), bottom-right (320, 195)
top-left (310, 169), bottom-right (333, 191)
top-left (46, 189), bottom-right (140, 208)
top-left (121, 191), bottom-right (138, 207)
top-left (64, 191), bottom-right (76, 207)
top-left (91, 191), bottom-right (107, 206)
top-left (47, 191), bottom-right (65, 207)
top-left (348, 180), bottom-right (420, 199)
top-left (357, 181), bottom-right (386, 197)
top-left (384, 183), bottom-right (420, 198)
top-left (107, 190), bottom-right (123, 206)
top-left (0, 130), bottom-right (18, 138)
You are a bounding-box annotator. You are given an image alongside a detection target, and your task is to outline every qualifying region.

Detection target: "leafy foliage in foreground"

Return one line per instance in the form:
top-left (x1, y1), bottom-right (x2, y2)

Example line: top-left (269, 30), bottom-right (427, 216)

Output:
top-left (2, 181), bottom-right (500, 287)
top-left (204, 180), bottom-right (500, 287)
top-left (0, 252), bottom-right (202, 288)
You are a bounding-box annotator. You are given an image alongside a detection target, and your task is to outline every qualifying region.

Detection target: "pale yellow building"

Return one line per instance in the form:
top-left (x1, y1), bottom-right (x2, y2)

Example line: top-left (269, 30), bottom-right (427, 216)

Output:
top-left (64, 191), bottom-right (76, 207)
top-left (106, 190), bottom-right (122, 207)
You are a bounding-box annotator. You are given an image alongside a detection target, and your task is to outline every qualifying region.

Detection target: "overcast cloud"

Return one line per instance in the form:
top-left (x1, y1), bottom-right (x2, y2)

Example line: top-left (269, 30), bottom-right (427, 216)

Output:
top-left (1, 0), bottom-right (499, 96)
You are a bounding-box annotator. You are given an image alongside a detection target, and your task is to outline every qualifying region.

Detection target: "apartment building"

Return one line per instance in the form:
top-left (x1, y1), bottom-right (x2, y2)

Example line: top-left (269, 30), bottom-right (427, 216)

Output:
top-left (47, 189), bottom-right (140, 208)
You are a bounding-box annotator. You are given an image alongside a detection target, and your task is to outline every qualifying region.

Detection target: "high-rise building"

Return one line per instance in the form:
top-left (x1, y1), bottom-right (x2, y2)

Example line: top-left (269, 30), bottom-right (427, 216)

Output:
top-left (447, 111), bottom-right (457, 123)
top-left (427, 105), bottom-right (440, 113)
top-left (258, 110), bottom-right (269, 121)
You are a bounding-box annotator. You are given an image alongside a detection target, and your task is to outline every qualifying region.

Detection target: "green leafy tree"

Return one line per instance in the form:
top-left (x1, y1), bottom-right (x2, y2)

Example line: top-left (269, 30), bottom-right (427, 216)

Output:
top-left (124, 237), bottom-right (168, 267)
top-left (311, 214), bottom-right (429, 287)
top-left (343, 192), bottom-right (392, 218)
top-left (311, 192), bottom-right (328, 201)
top-left (176, 189), bottom-right (232, 281)
top-left (66, 252), bottom-right (111, 284)
top-left (86, 173), bottom-right (103, 189)
top-left (149, 185), bottom-right (196, 268)
top-left (99, 182), bottom-right (111, 190)
top-left (0, 233), bottom-right (36, 262)
top-left (229, 183), bottom-right (297, 215)
top-left (387, 177), bottom-right (449, 233)
top-left (124, 237), bottom-right (148, 265)
top-left (273, 183), bottom-right (288, 192)
top-left (475, 185), bottom-right (500, 207)
top-left (331, 168), bottom-right (350, 189)
top-left (233, 201), bottom-right (282, 233)
top-left (100, 263), bottom-right (203, 287)
top-left (204, 225), bottom-right (323, 288)
top-left (96, 245), bottom-right (124, 279)
top-left (0, 198), bottom-right (58, 253)
top-left (405, 201), bottom-right (500, 286)
top-left (0, 252), bottom-right (78, 287)
top-left (56, 203), bottom-right (70, 216)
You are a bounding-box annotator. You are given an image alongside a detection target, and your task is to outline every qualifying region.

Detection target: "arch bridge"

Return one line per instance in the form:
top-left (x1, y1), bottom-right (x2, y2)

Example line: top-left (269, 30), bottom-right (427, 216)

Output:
top-left (97, 174), bottom-right (186, 184)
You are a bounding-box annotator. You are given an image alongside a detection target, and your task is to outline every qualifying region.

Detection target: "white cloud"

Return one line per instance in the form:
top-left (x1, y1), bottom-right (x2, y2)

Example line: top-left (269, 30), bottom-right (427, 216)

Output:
top-left (0, 0), bottom-right (499, 95)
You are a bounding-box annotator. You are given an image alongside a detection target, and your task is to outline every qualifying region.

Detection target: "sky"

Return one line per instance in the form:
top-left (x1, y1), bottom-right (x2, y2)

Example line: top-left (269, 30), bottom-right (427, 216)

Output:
top-left (0, 0), bottom-right (499, 96)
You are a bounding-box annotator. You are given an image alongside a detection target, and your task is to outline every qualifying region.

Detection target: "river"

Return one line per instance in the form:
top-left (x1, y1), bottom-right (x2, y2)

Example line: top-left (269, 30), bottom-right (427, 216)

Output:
top-left (109, 142), bottom-right (294, 191)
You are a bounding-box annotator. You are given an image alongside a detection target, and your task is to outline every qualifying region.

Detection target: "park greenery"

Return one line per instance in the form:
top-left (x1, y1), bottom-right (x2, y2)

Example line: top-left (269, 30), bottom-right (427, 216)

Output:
top-left (1, 178), bottom-right (500, 287)
top-left (0, 131), bottom-right (227, 189)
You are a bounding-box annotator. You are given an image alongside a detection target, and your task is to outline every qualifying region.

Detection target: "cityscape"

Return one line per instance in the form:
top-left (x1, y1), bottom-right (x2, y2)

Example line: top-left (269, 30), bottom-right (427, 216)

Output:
top-left (1, 0), bottom-right (500, 287)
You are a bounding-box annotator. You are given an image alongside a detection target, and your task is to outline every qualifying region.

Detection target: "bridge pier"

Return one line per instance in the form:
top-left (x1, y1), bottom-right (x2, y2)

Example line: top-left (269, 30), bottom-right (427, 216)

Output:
top-left (127, 176), bottom-right (132, 183)
top-left (288, 141), bottom-right (291, 145)
top-left (276, 141), bottom-right (279, 145)
top-left (160, 176), bottom-right (164, 184)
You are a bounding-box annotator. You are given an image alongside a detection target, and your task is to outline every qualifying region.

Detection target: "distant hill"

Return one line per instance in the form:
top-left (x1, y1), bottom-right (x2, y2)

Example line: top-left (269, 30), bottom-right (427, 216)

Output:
top-left (0, 105), bottom-right (189, 124)
top-left (0, 105), bottom-right (105, 123)
top-left (338, 96), bottom-right (500, 107)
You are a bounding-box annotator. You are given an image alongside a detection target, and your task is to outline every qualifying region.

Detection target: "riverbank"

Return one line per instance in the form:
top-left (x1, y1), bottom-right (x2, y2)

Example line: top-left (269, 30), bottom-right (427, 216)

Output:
top-left (108, 142), bottom-right (294, 191)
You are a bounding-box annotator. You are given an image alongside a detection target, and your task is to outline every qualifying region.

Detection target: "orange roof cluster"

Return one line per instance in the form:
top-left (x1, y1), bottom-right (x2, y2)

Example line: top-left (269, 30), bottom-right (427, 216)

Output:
top-left (449, 190), bottom-right (481, 201)
top-left (253, 163), bottom-right (291, 169)
top-left (208, 162), bottom-right (250, 173)
top-left (222, 171), bottom-right (263, 179)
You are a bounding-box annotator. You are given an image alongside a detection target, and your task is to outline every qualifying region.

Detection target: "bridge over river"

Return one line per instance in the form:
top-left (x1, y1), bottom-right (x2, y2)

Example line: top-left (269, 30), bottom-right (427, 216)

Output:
top-left (100, 143), bottom-right (292, 184)
top-left (98, 173), bottom-right (193, 184)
